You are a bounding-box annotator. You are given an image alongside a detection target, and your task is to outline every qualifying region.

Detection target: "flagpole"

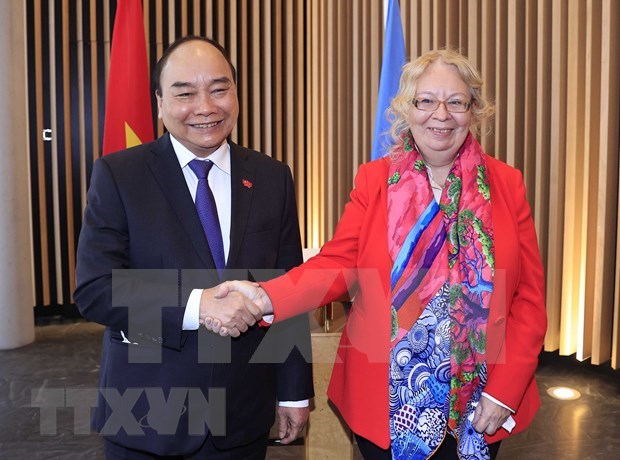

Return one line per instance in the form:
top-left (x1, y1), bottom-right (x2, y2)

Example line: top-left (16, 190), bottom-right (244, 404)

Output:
top-left (370, 0), bottom-right (407, 161)
top-left (383, 0), bottom-right (390, 29)
top-left (383, 0), bottom-right (389, 29)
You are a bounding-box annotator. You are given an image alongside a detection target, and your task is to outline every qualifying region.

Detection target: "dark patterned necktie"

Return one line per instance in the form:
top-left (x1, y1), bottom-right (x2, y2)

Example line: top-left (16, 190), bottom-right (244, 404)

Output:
top-left (188, 159), bottom-right (226, 273)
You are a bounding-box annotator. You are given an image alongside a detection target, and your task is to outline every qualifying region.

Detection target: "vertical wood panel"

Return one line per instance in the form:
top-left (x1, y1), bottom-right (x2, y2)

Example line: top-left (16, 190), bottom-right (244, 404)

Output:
top-left (599, 0), bottom-right (620, 368)
top-left (250, 0), bottom-right (261, 150)
top-left (192, 0), bottom-right (200, 34)
top-left (321, 1), bottom-right (339, 232)
top-left (352, 0), bottom-right (363, 173)
top-left (76, 0), bottom-right (87, 219)
top-left (155, 0), bottom-right (165, 137)
top-left (142, 1), bottom-right (150, 66)
top-left (544, 0), bottom-right (568, 352)
top-left (238, 0), bottom-right (249, 147)
top-left (522, 0), bottom-right (538, 203)
top-left (204, 0), bottom-right (213, 39)
top-left (561, 0), bottom-right (588, 357)
top-left (62, 0), bottom-right (76, 297)
top-left (466, 1), bottom-right (480, 67)
top-left (261, 0), bottom-right (272, 157)
top-left (294, 0), bottom-right (306, 246)
top-left (273, 0), bottom-right (283, 161)
top-left (406, 0), bottom-right (422, 58)
top-left (369, 0), bottom-right (382, 158)
top-left (369, 0), bottom-right (382, 166)
top-left (337, 0), bottom-right (351, 212)
top-left (102, 0), bottom-right (111, 134)
top-left (433, 0), bottom-right (446, 49)
top-left (180, 0), bottom-right (188, 36)
top-left (89, 0), bottom-right (100, 165)
top-left (505, 0), bottom-right (524, 168)
top-left (307, 0), bottom-right (322, 247)
top-left (34, 0), bottom-right (51, 307)
top-left (534, 0), bottom-right (552, 275)
top-left (585, 0), bottom-right (603, 364)
top-left (166, 0), bottom-right (175, 42)
top-left (49, 0), bottom-right (62, 303)
top-left (420, 0), bottom-right (432, 53)
top-left (458, 0), bottom-right (468, 50)
top-left (228, 0), bottom-right (238, 142)
top-left (493, 0), bottom-right (507, 160)
top-left (445, 0), bottom-right (459, 46)
top-left (284, 0), bottom-right (294, 169)
top-left (479, 0), bottom-right (495, 153)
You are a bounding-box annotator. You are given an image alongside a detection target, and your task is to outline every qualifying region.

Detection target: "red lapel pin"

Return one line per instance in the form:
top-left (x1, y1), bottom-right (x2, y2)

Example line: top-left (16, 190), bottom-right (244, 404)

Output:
top-left (242, 179), bottom-right (253, 189)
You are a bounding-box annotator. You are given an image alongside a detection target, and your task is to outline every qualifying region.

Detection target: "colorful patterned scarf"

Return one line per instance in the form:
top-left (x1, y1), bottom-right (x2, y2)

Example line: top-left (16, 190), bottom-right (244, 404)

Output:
top-left (387, 130), bottom-right (494, 432)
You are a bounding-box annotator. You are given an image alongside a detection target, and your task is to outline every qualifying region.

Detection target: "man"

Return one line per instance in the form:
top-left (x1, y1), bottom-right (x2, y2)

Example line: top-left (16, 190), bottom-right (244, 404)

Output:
top-left (74, 36), bottom-right (313, 459)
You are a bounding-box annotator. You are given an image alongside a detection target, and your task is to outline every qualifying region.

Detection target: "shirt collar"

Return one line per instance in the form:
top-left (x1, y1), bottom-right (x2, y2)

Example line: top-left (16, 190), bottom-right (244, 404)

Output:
top-left (169, 135), bottom-right (231, 176)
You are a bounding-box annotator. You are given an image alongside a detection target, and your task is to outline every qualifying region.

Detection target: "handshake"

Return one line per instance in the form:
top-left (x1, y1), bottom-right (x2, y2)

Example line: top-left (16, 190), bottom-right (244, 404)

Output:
top-left (198, 281), bottom-right (274, 337)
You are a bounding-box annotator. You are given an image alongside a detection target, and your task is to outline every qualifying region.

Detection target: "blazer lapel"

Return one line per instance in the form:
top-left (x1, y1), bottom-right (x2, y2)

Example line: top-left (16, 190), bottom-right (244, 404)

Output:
top-left (380, 156), bottom-right (389, 239)
top-left (147, 134), bottom-right (216, 269)
top-left (227, 143), bottom-right (255, 268)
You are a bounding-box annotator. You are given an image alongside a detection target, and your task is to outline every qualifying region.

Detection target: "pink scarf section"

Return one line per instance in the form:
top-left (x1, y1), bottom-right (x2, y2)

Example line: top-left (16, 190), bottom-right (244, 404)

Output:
top-left (387, 131), bottom-right (495, 428)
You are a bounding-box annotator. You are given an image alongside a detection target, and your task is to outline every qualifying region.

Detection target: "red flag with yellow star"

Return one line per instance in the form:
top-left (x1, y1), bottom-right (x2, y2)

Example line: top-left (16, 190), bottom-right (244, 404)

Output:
top-left (102, 0), bottom-right (154, 155)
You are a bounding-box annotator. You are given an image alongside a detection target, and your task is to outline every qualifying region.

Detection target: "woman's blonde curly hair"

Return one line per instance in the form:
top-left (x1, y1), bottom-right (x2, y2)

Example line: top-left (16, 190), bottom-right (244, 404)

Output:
top-left (386, 48), bottom-right (495, 154)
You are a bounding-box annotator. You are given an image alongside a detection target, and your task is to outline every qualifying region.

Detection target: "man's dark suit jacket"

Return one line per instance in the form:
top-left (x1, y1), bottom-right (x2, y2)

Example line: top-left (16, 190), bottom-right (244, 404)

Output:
top-left (74, 133), bottom-right (313, 456)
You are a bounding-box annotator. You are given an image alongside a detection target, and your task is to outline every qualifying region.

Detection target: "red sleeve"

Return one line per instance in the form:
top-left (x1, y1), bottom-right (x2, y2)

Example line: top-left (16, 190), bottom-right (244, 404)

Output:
top-left (261, 162), bottom-right (380, 322)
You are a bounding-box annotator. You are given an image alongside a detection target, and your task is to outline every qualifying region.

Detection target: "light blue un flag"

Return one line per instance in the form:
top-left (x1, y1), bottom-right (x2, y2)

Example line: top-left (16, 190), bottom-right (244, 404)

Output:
top-left (371, 0), bottom-right (407, 160)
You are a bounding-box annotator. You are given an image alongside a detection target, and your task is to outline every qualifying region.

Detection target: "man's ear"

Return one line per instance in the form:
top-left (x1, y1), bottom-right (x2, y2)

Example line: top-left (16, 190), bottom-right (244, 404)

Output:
top-left (155, 91), bottom-right (163, 118)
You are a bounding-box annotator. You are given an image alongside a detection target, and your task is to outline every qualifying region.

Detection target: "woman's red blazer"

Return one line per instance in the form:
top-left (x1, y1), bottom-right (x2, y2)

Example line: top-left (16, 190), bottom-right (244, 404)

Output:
top-left (263, 153), bottom-right (547, 448)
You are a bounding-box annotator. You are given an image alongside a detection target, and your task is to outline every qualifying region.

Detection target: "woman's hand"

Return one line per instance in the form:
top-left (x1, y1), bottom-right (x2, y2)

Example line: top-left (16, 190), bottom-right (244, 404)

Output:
top-left (202, 280), bottom-right (274, 336)
top-left (198, 286), bottom-right (263, 337)
top-left (471, 396), bottom-right (512, 435)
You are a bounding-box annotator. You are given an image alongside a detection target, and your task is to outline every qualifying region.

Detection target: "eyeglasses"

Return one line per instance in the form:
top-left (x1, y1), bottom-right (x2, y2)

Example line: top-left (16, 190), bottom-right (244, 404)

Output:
top-left (412, 97), bottom-right (473, 113)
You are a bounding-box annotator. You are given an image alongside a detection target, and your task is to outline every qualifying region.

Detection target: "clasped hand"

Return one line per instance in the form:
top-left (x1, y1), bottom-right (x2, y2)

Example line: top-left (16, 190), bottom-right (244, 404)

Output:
top-left (199, 281), bottom-right (273, 337)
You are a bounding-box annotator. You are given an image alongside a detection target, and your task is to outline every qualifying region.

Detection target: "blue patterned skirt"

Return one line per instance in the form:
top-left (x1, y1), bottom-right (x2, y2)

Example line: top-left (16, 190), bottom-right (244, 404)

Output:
top-left (388, 284), bottom-right (491, 460)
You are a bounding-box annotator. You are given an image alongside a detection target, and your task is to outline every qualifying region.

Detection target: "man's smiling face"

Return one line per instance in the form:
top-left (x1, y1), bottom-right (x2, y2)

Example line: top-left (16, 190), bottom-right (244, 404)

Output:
top-left (156, 40), bottom-right (239, 158)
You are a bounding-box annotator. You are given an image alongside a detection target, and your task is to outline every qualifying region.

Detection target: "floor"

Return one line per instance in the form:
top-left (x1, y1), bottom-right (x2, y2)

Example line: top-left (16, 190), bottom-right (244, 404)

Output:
top-left (0, 321), bottom-right (618, 459)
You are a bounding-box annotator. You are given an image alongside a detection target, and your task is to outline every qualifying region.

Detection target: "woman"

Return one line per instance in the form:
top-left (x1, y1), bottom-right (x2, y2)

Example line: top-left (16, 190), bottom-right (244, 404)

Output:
top-left (209, 49), bottom-right (547, 460)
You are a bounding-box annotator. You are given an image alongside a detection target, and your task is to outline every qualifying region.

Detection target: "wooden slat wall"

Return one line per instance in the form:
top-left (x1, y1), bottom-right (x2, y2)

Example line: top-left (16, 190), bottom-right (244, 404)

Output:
top-left (398, 0), bottom-right (620, 369)
top-left (604, 0), bottom-right (620, 370)
top-left (26, 0), bottom-right (620, 368)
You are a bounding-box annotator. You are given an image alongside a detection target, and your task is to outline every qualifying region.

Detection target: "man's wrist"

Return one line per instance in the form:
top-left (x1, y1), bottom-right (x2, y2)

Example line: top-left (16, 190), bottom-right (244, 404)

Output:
top-left (182, 289), bottom-right (202, 330)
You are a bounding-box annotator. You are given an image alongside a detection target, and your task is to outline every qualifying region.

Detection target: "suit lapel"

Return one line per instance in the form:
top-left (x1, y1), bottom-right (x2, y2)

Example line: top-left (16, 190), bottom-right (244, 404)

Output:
top-left (227, 143), bottom-right (255, 268)
top-left (147, 134), bottom-right (216, 269)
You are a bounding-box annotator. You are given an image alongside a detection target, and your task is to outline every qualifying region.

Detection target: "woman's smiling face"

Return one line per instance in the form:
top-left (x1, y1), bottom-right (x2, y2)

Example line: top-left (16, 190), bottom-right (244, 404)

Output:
top-left (407, 62), bottom-right (473, 166)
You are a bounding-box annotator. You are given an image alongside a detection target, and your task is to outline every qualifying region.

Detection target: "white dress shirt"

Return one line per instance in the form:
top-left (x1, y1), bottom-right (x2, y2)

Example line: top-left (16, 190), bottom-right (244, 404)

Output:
top-left (170, 135), bottom-right (307, 408)
top-left (169, 136), bottom-right (231, 331)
